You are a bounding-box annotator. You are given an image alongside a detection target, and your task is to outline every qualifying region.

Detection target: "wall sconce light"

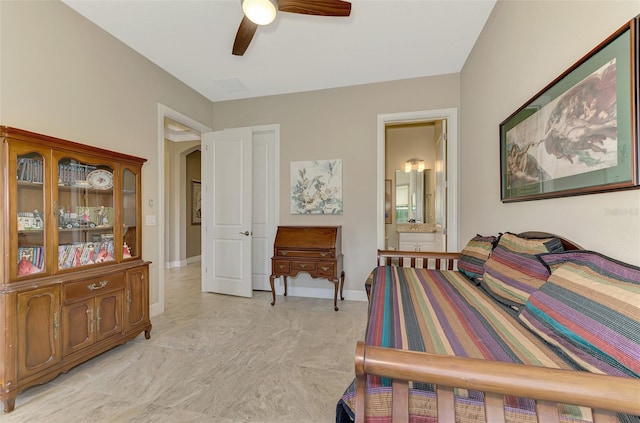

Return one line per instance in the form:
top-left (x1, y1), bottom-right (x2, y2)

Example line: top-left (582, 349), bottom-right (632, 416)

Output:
top-left (242, 0), bottom-right (277, 25)
top-left (405, 158), bottom-right (426, 172)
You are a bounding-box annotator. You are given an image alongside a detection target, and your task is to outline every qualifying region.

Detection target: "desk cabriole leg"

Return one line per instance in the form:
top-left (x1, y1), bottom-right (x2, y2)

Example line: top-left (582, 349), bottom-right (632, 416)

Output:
top-left (283, 275), bottom-right (288, 296)
top-left (269, 275), bottom-right (276, 306)
top-left (340, 271), bottom-right (345, 301)
top-left (333, 280), bottom-right (339, 311)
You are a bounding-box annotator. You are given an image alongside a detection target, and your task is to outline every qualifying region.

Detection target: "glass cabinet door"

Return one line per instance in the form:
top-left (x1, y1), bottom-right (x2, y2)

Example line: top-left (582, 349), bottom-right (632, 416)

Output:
top-left (121, 167), bottom-right (140, 259)
top-left (55, 156), bottom-right (116, 270)
top-left (11, 146), bottom-right (49, 279)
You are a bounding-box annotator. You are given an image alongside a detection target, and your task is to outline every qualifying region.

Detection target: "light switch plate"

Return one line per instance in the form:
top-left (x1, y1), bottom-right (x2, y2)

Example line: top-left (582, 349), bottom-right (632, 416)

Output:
top-left (145, 215), bottom-right (156, 226)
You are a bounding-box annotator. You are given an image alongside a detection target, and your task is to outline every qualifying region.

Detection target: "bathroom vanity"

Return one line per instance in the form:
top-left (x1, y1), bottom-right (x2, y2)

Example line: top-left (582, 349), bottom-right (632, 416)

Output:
top-left (397, 225), bottom-right (437, 252)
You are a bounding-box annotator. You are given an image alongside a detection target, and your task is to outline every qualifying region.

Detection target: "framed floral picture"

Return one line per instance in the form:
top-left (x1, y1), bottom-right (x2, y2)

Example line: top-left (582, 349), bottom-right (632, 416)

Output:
top-left (290, 159), bottom-right (343, 214)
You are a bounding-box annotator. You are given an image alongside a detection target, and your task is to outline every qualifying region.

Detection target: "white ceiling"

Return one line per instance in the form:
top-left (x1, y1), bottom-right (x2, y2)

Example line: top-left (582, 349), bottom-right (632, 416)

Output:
top-left (61, 0), bottom-right (496, 103)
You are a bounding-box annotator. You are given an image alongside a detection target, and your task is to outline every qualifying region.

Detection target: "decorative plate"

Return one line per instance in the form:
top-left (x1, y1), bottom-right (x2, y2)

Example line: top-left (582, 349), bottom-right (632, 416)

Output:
top-left (87, 169), bottom-right (113, 190)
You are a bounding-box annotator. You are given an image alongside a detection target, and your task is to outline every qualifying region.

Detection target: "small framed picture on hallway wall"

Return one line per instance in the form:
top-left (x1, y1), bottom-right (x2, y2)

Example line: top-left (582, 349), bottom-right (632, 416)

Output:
top-left (191, 180), bottom-right (201, 224)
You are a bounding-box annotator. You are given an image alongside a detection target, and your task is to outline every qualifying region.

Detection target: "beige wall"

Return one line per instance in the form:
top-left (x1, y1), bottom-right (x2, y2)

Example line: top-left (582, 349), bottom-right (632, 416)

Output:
top-left (0, 0), bottom-right (214, 309)
top-left (460, 0), bottom-right (640, 265)
top-left (212, 75), bottom-right (460, 293)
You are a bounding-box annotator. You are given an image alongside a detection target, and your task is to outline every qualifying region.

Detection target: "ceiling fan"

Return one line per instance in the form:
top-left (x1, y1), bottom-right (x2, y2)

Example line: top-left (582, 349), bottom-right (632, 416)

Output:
top-left (233, 0), bottom-right (352, 56)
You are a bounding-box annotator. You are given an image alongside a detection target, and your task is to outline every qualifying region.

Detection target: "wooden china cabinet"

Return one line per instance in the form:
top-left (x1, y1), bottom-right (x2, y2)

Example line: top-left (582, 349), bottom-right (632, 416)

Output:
top-left (0, 127), bottom-right (152, 413)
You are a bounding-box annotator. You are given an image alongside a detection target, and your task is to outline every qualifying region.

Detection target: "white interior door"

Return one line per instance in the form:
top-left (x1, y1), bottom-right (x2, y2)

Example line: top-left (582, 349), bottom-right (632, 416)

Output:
top-left (251, 127), bottom-right (279, 291)
top-left (434, 120), bottom-right (447, 251)
top-left (201, 127), bottom-right (253, 297)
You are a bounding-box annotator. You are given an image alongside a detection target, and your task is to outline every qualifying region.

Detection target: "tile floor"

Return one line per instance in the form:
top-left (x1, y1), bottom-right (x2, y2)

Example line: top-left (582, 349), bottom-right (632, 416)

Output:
top-left (5, 263), bottom-right (368, 423)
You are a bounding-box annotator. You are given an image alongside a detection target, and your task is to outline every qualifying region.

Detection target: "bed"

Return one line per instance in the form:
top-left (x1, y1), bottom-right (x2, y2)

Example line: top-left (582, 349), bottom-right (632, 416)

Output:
top-left (337, 232), bottom-right (640, 423)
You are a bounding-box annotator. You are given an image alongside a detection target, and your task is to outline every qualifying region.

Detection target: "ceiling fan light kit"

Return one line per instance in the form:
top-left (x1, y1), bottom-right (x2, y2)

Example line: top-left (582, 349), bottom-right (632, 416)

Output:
top-left (233, 0), bottom-right (352, 56)
top-left (242, 0), bottom-right (277, 25)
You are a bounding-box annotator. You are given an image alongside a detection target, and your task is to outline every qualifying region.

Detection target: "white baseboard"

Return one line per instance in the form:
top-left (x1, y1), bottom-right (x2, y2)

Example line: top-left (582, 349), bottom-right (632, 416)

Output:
top-left (271, 283), bottom-right (368, 302)
top-left (165, 255), bottom-right (201, 269)
top-left (150, 287), bottom-right (365, 317)
top-left (150, 301), bottom-right (163, 317)
top-left (165, 260), bottom-right (183, 269)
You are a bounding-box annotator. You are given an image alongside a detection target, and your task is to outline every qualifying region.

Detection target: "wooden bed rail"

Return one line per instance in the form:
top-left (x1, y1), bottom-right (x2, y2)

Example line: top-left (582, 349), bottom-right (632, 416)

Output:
top-left (377, 249), bottom-right (461, 270)
top-left (355, 341), bottom-right (640, 423)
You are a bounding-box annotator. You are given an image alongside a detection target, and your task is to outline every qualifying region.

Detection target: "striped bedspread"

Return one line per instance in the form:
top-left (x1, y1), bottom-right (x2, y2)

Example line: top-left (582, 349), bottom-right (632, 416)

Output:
top-left (338, 265), bottom-right (602, 423)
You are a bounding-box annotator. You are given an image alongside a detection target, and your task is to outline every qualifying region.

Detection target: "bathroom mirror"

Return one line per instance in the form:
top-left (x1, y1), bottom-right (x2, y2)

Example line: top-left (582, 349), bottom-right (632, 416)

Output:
top-left (395, 170), bottom-right (430, 223)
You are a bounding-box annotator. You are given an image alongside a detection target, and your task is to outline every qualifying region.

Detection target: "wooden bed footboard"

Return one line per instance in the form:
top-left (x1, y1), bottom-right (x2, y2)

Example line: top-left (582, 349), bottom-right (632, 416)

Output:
top-left (377, 249), bottom-right (461, 270)
top-left (354, 341), bottom-right (640, 423)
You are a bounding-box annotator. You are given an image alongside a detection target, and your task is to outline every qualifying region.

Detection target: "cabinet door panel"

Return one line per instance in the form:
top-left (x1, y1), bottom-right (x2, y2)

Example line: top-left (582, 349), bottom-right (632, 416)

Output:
top-left (62, 299), bottom-right (94, 356)
top-left (96, 292), bottom-right (123, 341)
top-left (17, 287), bottom-right (60, 378)
top-left (125, 266), bottom-right (148, 332)
top-left (52, 151), bottom-right (118, 271)
top-left (9, 142), bottom-right (52, 281)
top-left (417, 241), bottom-right (436, 252)
top-left (121, 166), bottom-right (141, 260)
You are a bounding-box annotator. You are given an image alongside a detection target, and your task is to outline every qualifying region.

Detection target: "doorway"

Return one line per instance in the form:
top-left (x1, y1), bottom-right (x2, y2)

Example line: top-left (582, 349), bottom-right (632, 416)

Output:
top-left (157, 106), bottom-right (280, 314)
top-left (156, 105), bottom-right (212, 316)
top-left (377, 109), bottom-right (459, 252)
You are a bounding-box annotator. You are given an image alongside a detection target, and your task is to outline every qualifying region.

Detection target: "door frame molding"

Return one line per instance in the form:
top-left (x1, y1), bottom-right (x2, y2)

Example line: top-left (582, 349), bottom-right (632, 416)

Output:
top-left (377, 109), bottom-right (459, 252)
top-left (156, 104), bottom-right (212, 316)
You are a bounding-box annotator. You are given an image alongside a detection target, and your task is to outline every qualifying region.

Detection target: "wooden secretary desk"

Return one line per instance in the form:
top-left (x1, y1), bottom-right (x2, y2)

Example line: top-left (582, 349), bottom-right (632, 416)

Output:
top-left (270, 226), bottom-right (344, 311)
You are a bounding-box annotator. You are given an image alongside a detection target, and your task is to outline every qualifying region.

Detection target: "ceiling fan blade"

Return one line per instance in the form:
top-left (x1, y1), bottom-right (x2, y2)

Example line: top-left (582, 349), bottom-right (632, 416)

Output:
top-left (277, 0), bottom-right (351, 17)
top-left (232, 16), bottom-right (259, 56)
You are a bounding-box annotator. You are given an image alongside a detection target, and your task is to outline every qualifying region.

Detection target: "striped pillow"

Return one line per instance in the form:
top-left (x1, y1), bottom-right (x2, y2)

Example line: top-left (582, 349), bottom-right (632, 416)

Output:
top-left (481, 233), bottom-right (563, 307)
top-left (457, 234), bottom-right (497, 284)
top-left (520, 251), bottom-right (640, 378)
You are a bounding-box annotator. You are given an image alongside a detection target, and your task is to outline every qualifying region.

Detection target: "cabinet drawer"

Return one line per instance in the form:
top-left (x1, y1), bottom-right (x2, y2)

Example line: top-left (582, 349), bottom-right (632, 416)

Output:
top-left (272, 260), bottom-right (290, 273)
top-left (317, 263), bottom-right (335, 277)
top-left (291, 262), bottom-right (317, 272)
top-left (399, 242), bottom-right (418, 251)
top-left (64, 273), bottom-right (124, 302)
top-left (276, 249), bottom-right (334, 259)
top-left (416, 241), bottom-right (436, 252)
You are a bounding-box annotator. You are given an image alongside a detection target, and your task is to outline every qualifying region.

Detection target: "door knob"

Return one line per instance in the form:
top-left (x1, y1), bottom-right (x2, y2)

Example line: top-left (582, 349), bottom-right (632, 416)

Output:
top-left (239, 231), bottom-right (251, 236)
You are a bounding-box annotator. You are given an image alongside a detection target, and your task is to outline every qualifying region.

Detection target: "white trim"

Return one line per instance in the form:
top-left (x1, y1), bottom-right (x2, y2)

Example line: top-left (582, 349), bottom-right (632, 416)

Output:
top-left (165, 256), bottom-right (200, 269)
top-left (165, 260), bottom-right (183, 269)
top-left (377, 109), bottom-right (459, 252)
top-left (270, 281), bottom-right (368, 302)
top-left (165, 133), bottom-right (201, 142)
top-left (156, 104), bottom-right (211, 317)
